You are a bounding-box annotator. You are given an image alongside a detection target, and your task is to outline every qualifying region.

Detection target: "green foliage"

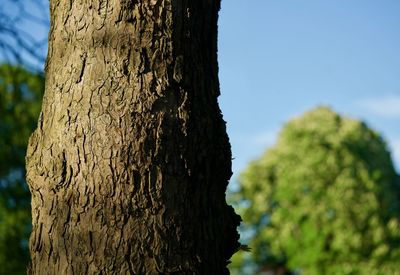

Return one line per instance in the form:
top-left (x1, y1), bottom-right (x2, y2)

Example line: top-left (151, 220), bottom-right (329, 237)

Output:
top-left (232, 107), bottom-right (400, 274)
top-left (0, 64), bottom-right (44, 274)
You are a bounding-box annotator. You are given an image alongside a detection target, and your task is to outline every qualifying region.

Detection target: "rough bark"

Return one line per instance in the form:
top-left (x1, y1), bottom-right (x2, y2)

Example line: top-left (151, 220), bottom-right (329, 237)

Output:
top-left (26, 0), bottom-right (240, 274)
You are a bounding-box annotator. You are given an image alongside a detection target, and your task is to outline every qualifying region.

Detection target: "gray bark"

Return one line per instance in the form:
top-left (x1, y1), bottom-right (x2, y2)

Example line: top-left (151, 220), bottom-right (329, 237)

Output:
top-left (26, 0), bottom-right (240, 274)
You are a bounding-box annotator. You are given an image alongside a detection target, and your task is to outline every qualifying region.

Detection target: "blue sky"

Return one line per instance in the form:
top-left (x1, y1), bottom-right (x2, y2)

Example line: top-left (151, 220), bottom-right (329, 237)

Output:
top-left (2, 0), bottom-right (399, 179)
top-left (218, 0), bottom-right (400, 179)
top-left (0, 1), bottom-right (48, 68)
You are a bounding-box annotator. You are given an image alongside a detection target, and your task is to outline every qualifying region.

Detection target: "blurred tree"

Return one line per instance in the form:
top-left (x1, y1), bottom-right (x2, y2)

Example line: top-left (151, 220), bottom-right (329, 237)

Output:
top-left (0, 64), bottom-right (44, 275)
top-left (232, 107), bottom-right (400, 275)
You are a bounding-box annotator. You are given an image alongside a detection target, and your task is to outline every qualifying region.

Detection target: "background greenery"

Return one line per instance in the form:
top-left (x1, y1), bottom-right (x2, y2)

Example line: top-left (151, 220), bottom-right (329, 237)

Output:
top-left (230, 107), bottom-right (400, 274)
top-left (0, 64), bottom-right (44, 274)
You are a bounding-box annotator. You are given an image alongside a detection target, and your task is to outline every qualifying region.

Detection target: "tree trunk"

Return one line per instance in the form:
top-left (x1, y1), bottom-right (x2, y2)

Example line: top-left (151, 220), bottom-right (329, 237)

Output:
top-left (26, 0), bottom-right (240, 274)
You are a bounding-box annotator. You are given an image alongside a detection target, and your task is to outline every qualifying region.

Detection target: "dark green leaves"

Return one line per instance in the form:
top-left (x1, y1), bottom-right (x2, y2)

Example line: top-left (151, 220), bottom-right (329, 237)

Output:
top-left (0, 64), bottom-right (43, 275)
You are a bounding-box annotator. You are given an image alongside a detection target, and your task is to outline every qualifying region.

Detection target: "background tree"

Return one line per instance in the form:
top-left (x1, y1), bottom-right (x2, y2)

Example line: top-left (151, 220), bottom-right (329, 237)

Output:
top-left (0, 64), bottom-right (44, 274)
top-left (232, 107), bottom-right (400, 274)
top-left (26, 1), bottom-right (240, 274)
top-left (0, 2), bottom-right (48, 273)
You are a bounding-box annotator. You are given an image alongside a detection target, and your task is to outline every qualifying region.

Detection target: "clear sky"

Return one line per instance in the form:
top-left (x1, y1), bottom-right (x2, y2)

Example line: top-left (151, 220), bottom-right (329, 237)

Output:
top-left (0, 0), bottom-right (48, 69)
top-left (218, 0), bottom-right (400, 180)
top-left (2, 0), bottom-right (399, 180)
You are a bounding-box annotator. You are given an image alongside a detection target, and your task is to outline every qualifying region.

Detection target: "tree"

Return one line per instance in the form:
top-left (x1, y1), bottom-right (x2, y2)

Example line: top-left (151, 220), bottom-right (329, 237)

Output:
top-left (0, 64), bottom-right (44, 274)
top-left (26, 1), bottom-right (240, 274)
top-left (233, 107), bottom-right (400, 274)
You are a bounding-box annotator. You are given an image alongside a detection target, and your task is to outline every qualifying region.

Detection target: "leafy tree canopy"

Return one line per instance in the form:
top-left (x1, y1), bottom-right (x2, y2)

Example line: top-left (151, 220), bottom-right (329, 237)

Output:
top-left (0, 64), bottom-right (44, 274)
top-left (232, 107), bottom-right (400, 275)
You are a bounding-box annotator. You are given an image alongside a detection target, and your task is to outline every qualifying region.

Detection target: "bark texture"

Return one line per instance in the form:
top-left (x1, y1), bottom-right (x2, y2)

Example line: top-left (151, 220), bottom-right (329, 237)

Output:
top-left (26, 0), bottom-right (240, 274)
